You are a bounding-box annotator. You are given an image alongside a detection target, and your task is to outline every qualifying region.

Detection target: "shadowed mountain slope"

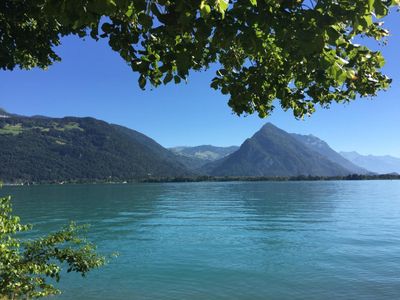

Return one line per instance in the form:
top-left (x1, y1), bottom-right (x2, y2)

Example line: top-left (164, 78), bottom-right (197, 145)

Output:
top-left (203, 123), bottom-right (351, 177)
top-left (291, 134), bottom-right (369, 174)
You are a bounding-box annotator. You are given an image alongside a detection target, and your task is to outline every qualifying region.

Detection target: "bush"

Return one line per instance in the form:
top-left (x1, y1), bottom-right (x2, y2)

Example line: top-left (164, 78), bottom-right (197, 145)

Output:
top-left (0, 187), bottom-right (106, 299)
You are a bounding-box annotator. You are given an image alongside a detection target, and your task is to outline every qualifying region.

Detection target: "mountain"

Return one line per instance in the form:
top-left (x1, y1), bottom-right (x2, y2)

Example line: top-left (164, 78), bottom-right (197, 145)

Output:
top-left (0, 108), bottom-right (15, 118)
top-left (340, 152), bottom-right (400, 174)
top-left (203, 123), bottom-right (351, 177)
top-left (170, 145), bottom-right (239, 170)
top-left (291, 134), bottom-right (370, 174)
top-left (0, 113), bottom-right (190, 183)
top-left (170, 145), bottom-right (239, 160)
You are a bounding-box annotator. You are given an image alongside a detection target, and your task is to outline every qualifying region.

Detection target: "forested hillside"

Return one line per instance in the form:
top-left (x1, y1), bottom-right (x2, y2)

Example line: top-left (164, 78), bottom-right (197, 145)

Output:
top-left (0, 112), bottom-right (190, 183)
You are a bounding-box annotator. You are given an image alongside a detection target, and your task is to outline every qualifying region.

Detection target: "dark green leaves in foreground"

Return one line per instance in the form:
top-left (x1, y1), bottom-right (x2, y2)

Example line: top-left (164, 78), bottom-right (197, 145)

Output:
top-left (0, 189), bottom-right (106, 298)
top-left (0, 0), bottom-right (398, 118)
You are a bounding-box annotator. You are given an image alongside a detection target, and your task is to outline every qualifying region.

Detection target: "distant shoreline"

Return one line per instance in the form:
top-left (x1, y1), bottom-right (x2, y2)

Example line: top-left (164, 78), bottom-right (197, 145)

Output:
top-left (2, 174), bottom-right (400, 186)
top-left (140, 174), bottom-right (400, 183)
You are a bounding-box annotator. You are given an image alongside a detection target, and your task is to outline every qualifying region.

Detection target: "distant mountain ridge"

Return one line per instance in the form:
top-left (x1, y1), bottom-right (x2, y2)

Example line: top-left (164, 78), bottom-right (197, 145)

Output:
top-left (170, 145), bottom-right (239, 170)
top-left (170, 145), bottom-right (239, 160)
top-left (0, 113), bottom-right (190, 183)
top-left (291, 134), bottom-right (370, 175)
top-left (0, 108), bottom-right (16, 118)
top-left (203, 123), bottom-right (351, 177)
top-left (340, 152), bottom-right (400, 174)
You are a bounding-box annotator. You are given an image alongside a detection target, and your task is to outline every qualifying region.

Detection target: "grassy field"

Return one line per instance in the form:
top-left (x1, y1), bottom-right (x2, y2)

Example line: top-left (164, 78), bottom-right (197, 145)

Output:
top-left (0, 122), bottom-right (83, 135)
top-left (0, 123), bottom-right (23, 135)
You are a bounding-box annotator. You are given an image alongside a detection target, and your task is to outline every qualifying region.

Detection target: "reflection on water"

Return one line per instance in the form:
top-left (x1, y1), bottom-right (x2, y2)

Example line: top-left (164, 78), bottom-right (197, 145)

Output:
top-left (3, 181), bottom-right (400, 299)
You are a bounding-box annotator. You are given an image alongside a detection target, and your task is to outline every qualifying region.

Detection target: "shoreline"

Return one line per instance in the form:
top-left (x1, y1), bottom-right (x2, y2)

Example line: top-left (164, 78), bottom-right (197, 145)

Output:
top-left (2, 174), bottom-right (400, 186)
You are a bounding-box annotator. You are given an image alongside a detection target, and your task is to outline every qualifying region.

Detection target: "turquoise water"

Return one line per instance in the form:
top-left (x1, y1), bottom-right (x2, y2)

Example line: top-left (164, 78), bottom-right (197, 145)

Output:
top-left (2, 181), bottom-right (400, 299)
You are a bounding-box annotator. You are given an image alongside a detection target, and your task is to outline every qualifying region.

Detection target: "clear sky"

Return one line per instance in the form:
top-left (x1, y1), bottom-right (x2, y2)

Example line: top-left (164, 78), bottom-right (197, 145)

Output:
top-left (1, 12), bottom-right (399, 157)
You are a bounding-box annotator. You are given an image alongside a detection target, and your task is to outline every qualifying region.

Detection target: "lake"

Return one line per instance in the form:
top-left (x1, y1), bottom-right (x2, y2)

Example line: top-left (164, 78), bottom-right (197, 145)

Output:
top-left (2, 181), bottom-right (400, 299)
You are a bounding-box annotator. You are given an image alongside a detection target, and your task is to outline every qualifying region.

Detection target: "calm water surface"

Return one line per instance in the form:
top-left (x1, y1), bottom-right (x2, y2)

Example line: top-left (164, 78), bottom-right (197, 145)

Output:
top-left (2, 181), bottom-right (400, 299)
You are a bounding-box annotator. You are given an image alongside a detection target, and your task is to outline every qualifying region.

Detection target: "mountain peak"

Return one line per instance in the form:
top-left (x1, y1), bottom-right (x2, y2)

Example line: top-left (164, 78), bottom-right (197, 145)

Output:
top-left (261, 122), bottom-right (279, 130)
top-left (205, 123), bottom-right (351, 177)
top-left (0, 108), bottom-right (10, 117)
top-left (255, 123), bottom-right (285, 137)
top-left (342, 151), bottom-right (360, 155)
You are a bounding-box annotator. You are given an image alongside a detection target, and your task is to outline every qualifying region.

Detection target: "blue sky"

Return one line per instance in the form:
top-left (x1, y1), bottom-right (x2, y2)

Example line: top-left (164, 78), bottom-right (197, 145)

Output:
top-left (1, 12), bottom-right (399, 156)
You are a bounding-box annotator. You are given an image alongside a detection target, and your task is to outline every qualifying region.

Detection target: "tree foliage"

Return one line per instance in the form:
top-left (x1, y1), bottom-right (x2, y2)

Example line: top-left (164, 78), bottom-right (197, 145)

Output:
top-left (0, 186), bottom-right (106, 298)
top-left (0, 0), bottom-right (399, 117)
top-left (0, 114), bottom-right (190, 183)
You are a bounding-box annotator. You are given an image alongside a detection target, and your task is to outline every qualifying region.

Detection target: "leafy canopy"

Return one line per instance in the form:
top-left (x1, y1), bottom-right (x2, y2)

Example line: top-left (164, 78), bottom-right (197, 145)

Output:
top-left (0, 187), bottom-right (106, 298)
top-left (0, 0), bottom-right (399, 117)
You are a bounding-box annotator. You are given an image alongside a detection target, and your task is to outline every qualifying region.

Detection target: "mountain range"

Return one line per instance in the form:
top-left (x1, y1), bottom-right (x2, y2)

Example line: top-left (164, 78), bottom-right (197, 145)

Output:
top-left (340, 152), bottom-right (400, 175)
top-left (0, 110), bottom-right (395, 183)
top-left (170, 145), bottom-right (239, 170)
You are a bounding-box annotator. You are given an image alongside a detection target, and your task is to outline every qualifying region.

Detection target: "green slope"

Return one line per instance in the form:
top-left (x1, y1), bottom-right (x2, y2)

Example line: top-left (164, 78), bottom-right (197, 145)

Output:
top-left (0, 114), bottom-right (190, 183)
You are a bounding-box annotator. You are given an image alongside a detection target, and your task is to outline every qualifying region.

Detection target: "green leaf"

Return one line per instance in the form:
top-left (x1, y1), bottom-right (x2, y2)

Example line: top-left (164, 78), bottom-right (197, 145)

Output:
top-left (368, 0), bottom-right (375, 12)
top-left (374, 0), bottom-right (389, 18)
top-left (375, 52), bottom-right (386, 67)
top-left (139, 75), bottom-right (146, 89)
top-left (138, 13), bottom-right (153, 29)
top-left (215, 0), bottom-right (229, 17)
top-left (125, 7), bottom-right (133, 18)
top-left (200, 1), bottom-right (212, 18)
top-left (174, 75), bottom-right (181, 84)
top-left (101, 23), bottom-right (112, 34)
top-left (163, 72), bottom-right (173, 84)
top-left (250, 0), bottom-right (257, 6)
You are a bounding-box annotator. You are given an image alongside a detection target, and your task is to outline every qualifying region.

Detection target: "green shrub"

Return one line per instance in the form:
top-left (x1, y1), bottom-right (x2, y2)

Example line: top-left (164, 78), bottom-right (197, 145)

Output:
top-left (0, 185), bottom-right (106, 299)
